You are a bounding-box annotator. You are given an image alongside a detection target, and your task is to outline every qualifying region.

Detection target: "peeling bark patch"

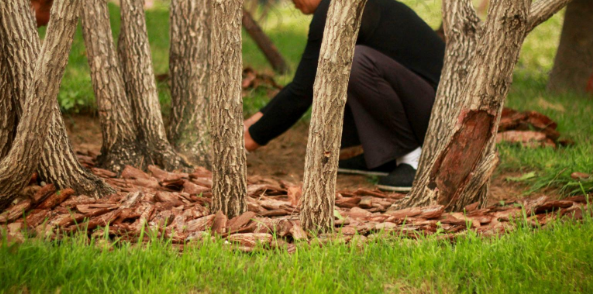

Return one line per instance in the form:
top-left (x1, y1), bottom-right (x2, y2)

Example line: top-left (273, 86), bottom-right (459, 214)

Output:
top-left (430, 110), bottom-right (494, 205)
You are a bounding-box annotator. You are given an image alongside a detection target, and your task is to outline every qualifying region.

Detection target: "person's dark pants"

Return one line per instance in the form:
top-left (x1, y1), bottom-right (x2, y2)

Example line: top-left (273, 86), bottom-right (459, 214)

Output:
top-left (341, 45), bottom-right (436, 169)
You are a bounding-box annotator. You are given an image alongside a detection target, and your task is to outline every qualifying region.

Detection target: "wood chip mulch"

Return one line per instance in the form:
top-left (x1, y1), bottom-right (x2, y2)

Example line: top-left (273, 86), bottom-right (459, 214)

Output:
top-left (1, 161), bottom-right (589, 252)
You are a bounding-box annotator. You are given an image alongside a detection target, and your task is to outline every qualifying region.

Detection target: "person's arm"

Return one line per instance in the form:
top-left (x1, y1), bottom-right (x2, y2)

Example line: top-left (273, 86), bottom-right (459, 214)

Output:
top-left (247, 0), bottom-right (330, 146)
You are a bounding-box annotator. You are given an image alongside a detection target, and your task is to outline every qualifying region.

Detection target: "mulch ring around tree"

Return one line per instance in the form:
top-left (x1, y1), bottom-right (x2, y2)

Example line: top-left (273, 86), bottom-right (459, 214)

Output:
top-left (1, 159), bottom-right (590, 252)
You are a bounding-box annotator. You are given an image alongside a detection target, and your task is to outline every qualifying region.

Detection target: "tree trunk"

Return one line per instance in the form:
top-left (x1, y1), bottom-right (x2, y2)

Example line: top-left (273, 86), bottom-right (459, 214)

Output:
top-left (0, 51), bottom-right (16, 160)
top-left (39, 107), bottom-right (117, 197)
top-left (167, 0), bottom-right (212, 169)
top-left (300, 0), bottom-right (368, 233)
top-left (548, 0), bottom-right (593, 94)
top-left (0, 0), bottom-right (82, 209)
top-left (81, 0), bottom-right (148, 174)
top-left (242, 9), bottom-right (290, 74)
top-left (399, 0), bottom-right (570, 211)
top-left (118, 0), bottom-right (191, 171)
top-left (398, 0), bottom-right (483, 210)
top-left (33, 2), bottom-right (116, 198)
top-left (209, 0), bottom-right (247, 219)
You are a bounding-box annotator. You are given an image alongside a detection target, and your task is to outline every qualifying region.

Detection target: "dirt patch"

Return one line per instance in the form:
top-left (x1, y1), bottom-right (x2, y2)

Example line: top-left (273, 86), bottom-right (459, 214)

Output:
top-left (64, 115), bottom-right (374, 190)
top-left (488, 172), bottom-right (563, 206)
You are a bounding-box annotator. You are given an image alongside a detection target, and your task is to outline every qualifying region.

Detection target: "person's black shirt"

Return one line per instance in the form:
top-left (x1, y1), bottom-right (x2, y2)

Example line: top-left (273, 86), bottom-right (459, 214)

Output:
top-left (249, 0), bottom-right (445, 146)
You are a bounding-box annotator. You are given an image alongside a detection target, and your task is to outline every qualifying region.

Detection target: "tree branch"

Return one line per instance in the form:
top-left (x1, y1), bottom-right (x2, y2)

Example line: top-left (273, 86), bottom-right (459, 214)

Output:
top-left (442, 0), bottom-right (482, 39)
top-left (527, 0), bottom-right (572, 34)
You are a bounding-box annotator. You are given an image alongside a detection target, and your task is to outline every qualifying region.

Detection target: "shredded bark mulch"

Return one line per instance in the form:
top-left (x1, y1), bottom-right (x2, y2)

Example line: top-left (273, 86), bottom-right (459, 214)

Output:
top-left (1, 158), bottom-right (589, 252)
top-left (497, 108), bottom-right (573, 148)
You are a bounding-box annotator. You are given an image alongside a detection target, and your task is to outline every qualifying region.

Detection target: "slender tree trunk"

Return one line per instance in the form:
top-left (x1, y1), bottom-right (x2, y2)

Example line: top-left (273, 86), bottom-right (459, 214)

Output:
top-left (548, 0), bottom-right (593, 94)
top-left (81, 0), bottom-right (147, 174)
top-left (0, 51), bottom-right (16, 159)
top-left (209, 0), bottom-right (247, 219)
top-left (300, 0), bottom-right (368, 232)
top-left (0, 1), bottom-right (39, 118)
top-left (399, 0), bottom-right (570, 211)
top-left (167, 0), bottom-right (212, 169)
top-left (0, 0), bottom-right (82, 209)
top-left (119, 0), bottom-right (191, 171)
top-left (242, 9), bottom-right (290, 74)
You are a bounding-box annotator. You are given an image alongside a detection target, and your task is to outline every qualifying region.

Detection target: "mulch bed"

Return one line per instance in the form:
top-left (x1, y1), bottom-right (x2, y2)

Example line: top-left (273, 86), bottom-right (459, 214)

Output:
top-left (1, 158), bottom-right (589, 252)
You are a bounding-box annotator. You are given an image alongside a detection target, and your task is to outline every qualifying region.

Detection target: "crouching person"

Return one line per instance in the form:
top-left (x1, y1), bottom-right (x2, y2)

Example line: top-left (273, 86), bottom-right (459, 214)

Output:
top-left (244, 0), bottom-right (445, 192)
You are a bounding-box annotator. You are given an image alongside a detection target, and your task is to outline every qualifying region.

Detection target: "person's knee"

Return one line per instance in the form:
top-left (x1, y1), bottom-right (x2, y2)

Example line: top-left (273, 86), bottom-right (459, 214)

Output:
top-left (351, 45), bottom-right (374, 75)
top-left (349, 46), bottom-right (375, 93)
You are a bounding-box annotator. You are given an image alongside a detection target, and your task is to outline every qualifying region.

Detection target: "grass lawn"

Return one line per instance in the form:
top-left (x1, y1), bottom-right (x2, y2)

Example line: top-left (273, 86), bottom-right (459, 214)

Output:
top-left (2, 215), bottom-right (593, 293)
top-left (3, 1), bottom-right (592, 293)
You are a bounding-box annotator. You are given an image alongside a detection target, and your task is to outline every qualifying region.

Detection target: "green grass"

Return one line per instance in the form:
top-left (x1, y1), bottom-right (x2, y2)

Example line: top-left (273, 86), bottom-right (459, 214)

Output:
top-left (2, 213), bottom-right (593, 293)
top-left (500, 14), bottom-right (593, 196)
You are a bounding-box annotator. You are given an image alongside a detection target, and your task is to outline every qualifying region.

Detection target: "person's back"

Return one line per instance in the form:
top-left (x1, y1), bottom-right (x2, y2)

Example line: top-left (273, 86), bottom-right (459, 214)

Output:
top-left (351, 0), bottom-right (445, 87)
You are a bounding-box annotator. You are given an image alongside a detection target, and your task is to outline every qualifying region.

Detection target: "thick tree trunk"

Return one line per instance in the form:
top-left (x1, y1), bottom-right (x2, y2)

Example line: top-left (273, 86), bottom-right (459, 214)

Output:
top-left (548, 0), bottom-right (593, 94)
top-left (167, 0), bottom-right (212, 169)
top-left (242, 9), bottom-right (290, 74)
top-left (209, 0), bottom-right (247, 219)
top-left (300, 0), bottom-right (367, 233)
top-left (81, 0), bottom-right (147, 174)
top-left (0, 0), bottom-right (82, 209)
top-left (33, 2), bottom-right (116, 197)
top-left (39, 107), bottom-right (117, 197)
top-left (119, 0), bottom-right (191, 171)
top-left (2, 0), bottom-right (115, 199)
top-left (398, 0), bottom-right (483, 210)
top-left (0, 51), bottom-right (16, 159)
top-left (399, 0), bottom-right (570, 211)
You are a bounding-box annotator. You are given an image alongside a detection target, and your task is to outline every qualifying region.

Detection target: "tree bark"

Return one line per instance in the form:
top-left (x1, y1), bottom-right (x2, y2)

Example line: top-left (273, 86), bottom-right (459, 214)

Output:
top-left (167, 0), bottom-right (212, 169)
top-left (0, 0), bottom-right (82, 209)
top-left (119, 0), bottom-right (191, 171)
top-left (548, 0), bottom-right (593, 94)
top-left (399, 0), bottom-right (569, 211)
top-left (0, 51), bottom-right (16, 160)
top-left (209, 0), bottom-right (247, 219)
top-left (242, 9), bottom-right (290, 74)
top-left (81, 0), bottom-right (147, 174)
top-left (0, 1), bottom-right (39, 119)
top-left (399, 0), bottom-right (482, 210)
top-left (300, 0), bottom-right (367, 233)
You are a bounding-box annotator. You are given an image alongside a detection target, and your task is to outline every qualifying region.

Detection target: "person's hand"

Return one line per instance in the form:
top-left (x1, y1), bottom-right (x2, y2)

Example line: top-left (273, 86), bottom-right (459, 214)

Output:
top-left (244, 112), bottom-right (263, 152)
